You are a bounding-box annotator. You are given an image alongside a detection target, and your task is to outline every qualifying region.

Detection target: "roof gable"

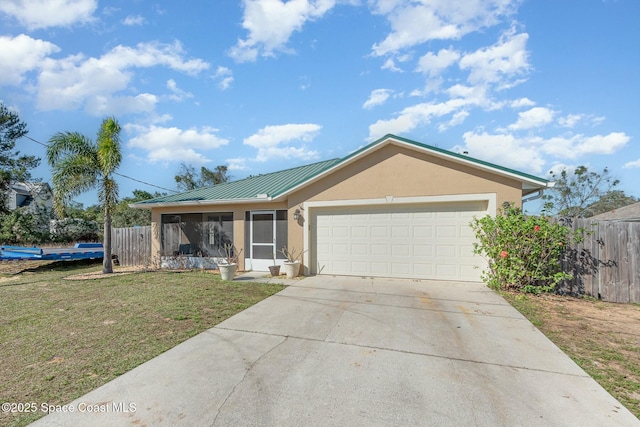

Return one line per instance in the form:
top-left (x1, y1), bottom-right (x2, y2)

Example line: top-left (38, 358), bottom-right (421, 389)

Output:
top-left (590, 201), bottom-right (640, 221)
top-left (134, 134), bottom-right (549, 207)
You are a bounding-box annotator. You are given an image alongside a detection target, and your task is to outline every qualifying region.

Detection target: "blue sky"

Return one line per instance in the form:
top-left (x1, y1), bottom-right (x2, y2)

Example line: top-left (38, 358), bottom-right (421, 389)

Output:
top-left (1, 0), bottom-right (638, 209)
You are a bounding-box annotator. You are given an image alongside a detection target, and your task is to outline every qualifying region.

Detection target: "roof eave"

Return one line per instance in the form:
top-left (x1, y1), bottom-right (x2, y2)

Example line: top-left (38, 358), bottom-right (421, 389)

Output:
top-left (130, 196), bottom-right (275, 210)
top-left (273, 134), bottom-right (550, 198)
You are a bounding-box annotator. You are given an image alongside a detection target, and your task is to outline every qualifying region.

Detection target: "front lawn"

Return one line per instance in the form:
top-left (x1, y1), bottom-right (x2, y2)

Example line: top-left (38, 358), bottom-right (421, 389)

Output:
top-left (0, 260), bottom-right (284, 427)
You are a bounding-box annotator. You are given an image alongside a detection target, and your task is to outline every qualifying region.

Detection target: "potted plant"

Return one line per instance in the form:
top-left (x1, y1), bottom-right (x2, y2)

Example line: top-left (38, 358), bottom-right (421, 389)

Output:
top-left (217, 243), bottom-right (243, 281)
top-left (268, 249), bottom-right (281, 277)
top-left (279, 246), bottom-right (306, 279)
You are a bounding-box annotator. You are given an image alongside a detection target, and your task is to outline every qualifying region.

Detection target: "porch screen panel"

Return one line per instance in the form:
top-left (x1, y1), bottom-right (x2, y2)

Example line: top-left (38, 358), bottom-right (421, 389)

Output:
top-left (204, 213), bottom-right (233, 256)
top-left (252, 213), bottom-right (274, 243)
top-left (275, 210), bottom-right (288, 260)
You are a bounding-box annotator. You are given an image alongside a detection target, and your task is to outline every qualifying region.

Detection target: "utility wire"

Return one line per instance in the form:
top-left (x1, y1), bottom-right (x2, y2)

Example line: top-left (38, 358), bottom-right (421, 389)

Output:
top-left (23, 135), bottom-right (179, 193)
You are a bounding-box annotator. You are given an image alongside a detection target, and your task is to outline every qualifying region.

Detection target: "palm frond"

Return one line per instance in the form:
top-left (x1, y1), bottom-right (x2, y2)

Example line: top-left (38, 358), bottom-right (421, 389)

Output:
top-left (47, 132), bottom-right (95, 166)
top-left (97, 117), bottom-right (122, 174)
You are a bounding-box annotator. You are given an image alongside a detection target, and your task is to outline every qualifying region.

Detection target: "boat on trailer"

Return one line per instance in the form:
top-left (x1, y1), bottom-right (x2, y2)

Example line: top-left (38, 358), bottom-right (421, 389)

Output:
top-left (0, 243), bottom-right (104, 261)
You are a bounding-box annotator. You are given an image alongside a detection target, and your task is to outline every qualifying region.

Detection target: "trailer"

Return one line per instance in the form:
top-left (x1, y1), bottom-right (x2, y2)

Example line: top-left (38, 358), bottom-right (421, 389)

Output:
top-left (0, 243), bottom-right (104, 261)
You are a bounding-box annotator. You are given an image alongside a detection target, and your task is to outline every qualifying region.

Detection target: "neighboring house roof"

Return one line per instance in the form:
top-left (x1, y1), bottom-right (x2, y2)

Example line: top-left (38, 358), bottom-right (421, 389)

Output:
top-left (7, 182), bottom-right (53, 210)
top-left (133, 134), bottom-right (551, 208)
top-left (590, 202), bottom-right (640, 222)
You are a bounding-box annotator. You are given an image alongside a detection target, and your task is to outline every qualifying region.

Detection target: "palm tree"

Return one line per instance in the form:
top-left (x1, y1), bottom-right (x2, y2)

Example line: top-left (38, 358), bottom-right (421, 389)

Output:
top-left (47, 117), bottom-right (122, 274)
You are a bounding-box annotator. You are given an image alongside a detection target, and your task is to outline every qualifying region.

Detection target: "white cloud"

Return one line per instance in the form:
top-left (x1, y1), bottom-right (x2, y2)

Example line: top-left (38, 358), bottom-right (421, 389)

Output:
top-left (445, 84), bottom-right (490, 106)
top-left (213, 66), bottom-right (234, 90)
top-left (459, 29), bottom-right (530, 85)
top-left (508, 106), bottom-right (555, 130)
top-left (35, 41), bottom-right (209, 114)
top-left (438, 110), bottom-right (469, 132)
top-left (453, 130), bottom-right (630, 175)
top-left (370, 0), bottom-right (518, 56)
top-left (458, 131), bottom-right (546, 173)
top-left (166, 79), bottom-right (193, 102)
top-left (226, 157), bottom-right (249, 171)
top-left (0, 0), bottom-right (97, 30)
top-left (0, 34), bottom-right (60, 86)
top-left (509, 97), bottom-right (535, 108)
top-left (126, 124), bottom-right (229, 164)
top-left (85, 93), bottom-right (157, 116)
top-left (229, 0), bottom-right (337, 62)
top-left (367, 98), bottom-right (471, 141)
top-left (243, 123), bottom-right (321, 162)
top-left (381, 58), bottom-right (403, 72)
top-left (540, 132), bottom-right (630, 159)
top-left (623, 159), bottom-right (640, 169)
top-left (557, 114), bottom-right (582, 128)
top-left (363, 89), bottom-right (392, 109)
top-left (416, 48), bottom-right (460, 76)
top-left (123, 15), bottom-right (145, 26)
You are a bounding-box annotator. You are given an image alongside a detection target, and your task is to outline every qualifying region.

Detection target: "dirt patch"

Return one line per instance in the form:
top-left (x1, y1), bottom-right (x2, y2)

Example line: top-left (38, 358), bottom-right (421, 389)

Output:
top-left (536, 294), bottom-right (640, 342)
top-left (0, 260), bottom-right (58, 275)
top-left (509, 293), bottom-right (640, 418)
top-left (64, 266), bottom-right (153, 280)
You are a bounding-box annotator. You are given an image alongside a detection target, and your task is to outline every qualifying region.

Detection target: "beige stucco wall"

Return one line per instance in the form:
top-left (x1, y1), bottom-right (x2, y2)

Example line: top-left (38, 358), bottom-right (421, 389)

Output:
top-left (286, 144), bottom-right (523, 264)
top-left (149, 143), bottom-right (525, 273)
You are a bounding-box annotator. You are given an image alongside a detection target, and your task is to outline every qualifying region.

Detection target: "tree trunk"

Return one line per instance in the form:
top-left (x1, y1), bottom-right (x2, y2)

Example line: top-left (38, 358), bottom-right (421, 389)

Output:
top-left (103, 212), bottom-right (113, 274)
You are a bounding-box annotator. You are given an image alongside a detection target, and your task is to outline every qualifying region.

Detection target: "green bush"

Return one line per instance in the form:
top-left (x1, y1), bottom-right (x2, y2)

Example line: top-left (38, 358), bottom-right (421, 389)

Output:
top-left (0, 209), bottom-right (47, 244)
top-left (470, 203), bottom-right (581, 294)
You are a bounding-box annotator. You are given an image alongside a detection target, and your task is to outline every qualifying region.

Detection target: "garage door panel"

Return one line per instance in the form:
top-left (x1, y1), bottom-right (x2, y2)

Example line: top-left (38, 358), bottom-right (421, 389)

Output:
top-left (350, 261), bottom-right (369, 275)
top-left (333, 244), bottom-right (349, 255)
top-left (391, 226), bottom-right (410, 237)
top-left (436, 245), bottom-right (456, 257)
top-left (333, 226), bottom-right (349, 237)
top-left (460, 244), bottom-right (476, 258)
top-left (391, 263), bottom-right (411, 275)
top-left (313, 202), bottom-right (485, 281)
top-left (371, 244), bottom-right (388, 256)
top-left (351, 244), bottom-right (368, 256)
top-left (413, 226), bottom-right (432, 238)
top-left (351, 226), bottom-right (368, 237)
top-left (436, 226), bottom-right (456, 238)
top-left (371, 263), bottom-right (390, 275)
top-left (371, 226), bottom-right (388, 238)
top-left (436, 264), bottom-right (458, 278)
top-left (460, 225), bottom-right (475, 238)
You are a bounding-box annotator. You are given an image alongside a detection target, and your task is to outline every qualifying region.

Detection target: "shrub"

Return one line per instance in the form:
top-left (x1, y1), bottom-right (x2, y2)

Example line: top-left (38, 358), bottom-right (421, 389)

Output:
top-left (470, 203), bottom-right (581, 294)
top-left (49, 218), bottom-right (100, 243)
top-left (0, 209), bottom-right (48, 244)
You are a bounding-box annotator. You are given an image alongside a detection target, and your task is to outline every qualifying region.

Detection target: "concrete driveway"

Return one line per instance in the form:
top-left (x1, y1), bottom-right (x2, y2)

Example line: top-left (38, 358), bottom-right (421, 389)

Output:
top-left (33, 275), bottom-right (639, 426)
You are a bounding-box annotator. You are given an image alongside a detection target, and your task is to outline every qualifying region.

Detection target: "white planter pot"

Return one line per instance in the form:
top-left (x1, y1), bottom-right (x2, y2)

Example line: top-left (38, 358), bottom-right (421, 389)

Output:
top-left (219, 263), bottom-right (238, 281)
top-left (282, 261), bottom-right (301, 279)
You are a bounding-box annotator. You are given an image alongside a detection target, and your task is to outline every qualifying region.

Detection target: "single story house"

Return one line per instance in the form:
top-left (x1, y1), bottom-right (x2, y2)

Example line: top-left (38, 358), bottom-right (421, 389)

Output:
top-left (590, 202), bottom-right (640, 222)
top-left (132, 134), bottom-right (551, 281)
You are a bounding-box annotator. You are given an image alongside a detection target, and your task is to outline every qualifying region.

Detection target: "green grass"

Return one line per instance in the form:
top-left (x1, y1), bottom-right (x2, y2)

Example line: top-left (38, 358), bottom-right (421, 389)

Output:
top-left (0, 260), bottom-right (284, 427)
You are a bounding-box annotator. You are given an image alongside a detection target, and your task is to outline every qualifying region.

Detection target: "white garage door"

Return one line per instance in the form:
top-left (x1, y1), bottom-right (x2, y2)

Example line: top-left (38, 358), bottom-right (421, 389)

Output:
top-left (312, 202), bottom-right (486, 281)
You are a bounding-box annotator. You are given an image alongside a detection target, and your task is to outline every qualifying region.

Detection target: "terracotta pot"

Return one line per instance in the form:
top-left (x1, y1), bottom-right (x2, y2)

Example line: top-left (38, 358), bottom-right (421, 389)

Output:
top-left (268, 265), bottom-right (281, 276)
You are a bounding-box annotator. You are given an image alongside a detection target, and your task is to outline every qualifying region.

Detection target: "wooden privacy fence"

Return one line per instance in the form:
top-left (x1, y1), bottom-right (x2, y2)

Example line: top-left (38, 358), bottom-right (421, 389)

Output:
top-left (111, 226), bottom-right (151, 267)
top-left (558, 218), bottom-right (640, 304)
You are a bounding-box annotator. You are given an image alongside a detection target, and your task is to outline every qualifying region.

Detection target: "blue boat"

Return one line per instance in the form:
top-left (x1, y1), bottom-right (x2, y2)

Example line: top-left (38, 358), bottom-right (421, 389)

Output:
top-left (0, 243), bottom-right (104, 261)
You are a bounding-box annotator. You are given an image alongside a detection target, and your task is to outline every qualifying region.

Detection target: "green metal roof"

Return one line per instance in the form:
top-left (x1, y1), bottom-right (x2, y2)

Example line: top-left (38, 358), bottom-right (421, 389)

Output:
top-left (136, 158), bottom-right (341, 205)
top-left (135, 134), bottom-right (549, 207)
